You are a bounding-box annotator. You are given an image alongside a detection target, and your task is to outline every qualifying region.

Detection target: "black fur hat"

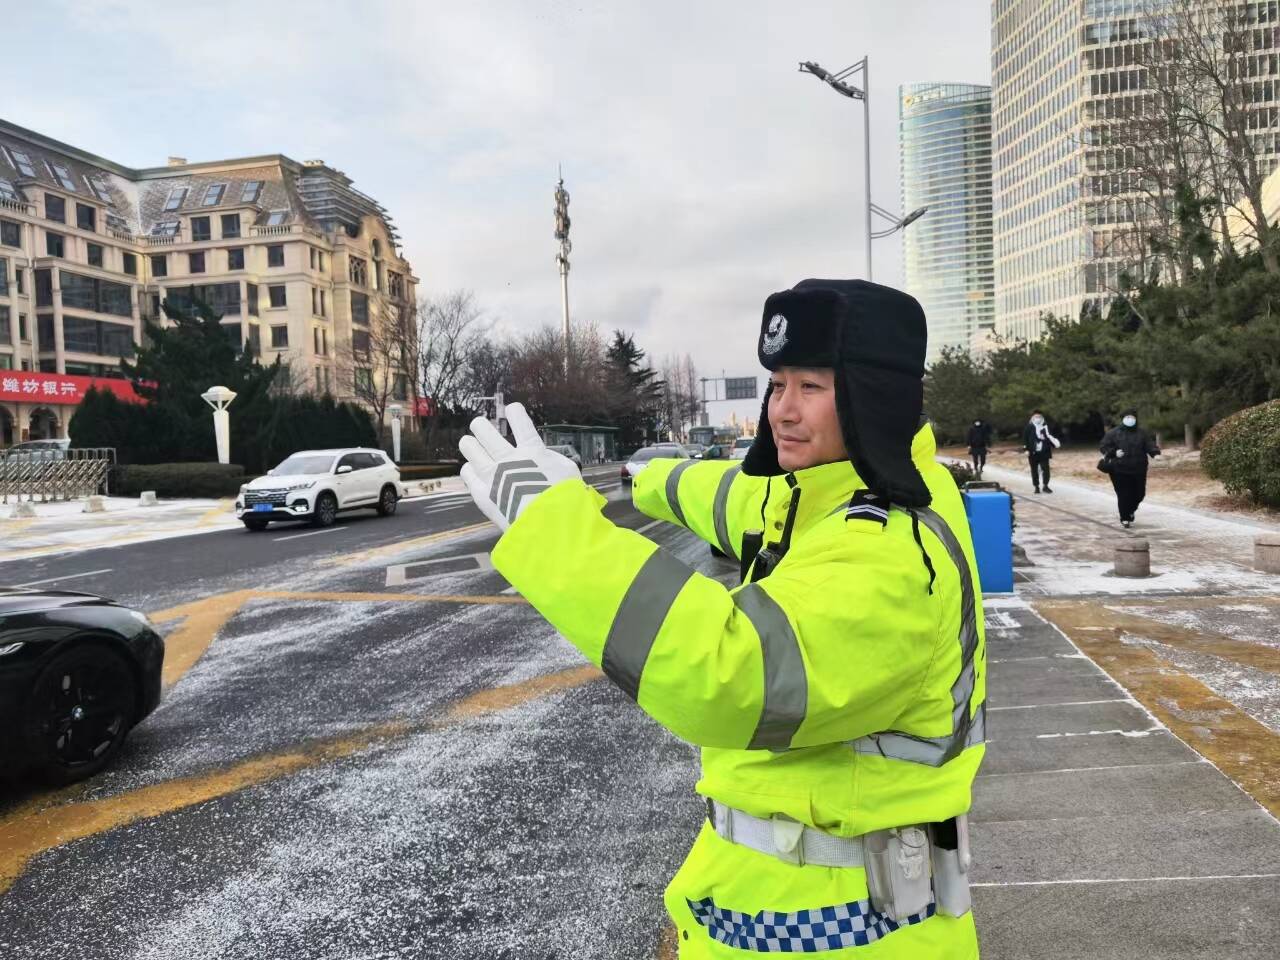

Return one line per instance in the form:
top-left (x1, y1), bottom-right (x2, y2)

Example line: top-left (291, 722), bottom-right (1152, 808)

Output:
top-left (742, 278), bottom-right (931, 507)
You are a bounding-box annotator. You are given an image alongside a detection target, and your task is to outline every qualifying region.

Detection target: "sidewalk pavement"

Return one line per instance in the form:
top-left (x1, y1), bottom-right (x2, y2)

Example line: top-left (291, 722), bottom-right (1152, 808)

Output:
top-left (968, 462), bottom-right (1280, 958)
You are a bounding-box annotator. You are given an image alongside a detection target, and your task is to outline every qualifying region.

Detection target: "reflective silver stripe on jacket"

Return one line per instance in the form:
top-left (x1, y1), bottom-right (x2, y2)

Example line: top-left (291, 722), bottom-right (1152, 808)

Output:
top-left (851, 506), bottom-right (985, 766)
top-left (712, 465), bottom-right (742, 558)
top-left (601, 548), bottom-right (695, 702)
top-left (664, 460), bottom-right (697, 528)
top-left (735, 583), bottom-right (807, 750)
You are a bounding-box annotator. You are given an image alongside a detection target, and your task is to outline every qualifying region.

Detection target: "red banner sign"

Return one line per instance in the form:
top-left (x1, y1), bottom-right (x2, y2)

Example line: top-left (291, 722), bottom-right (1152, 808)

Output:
top-left (415, 396), bottom-right (436, 418)
top-left (0, 371), bottom-right (144, 407)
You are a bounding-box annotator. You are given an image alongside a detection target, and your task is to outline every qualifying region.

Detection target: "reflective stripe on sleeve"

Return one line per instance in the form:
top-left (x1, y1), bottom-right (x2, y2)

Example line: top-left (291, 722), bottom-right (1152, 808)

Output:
top-left (664, 460), bottom-right (697, 528)
top-left (734, 583), bottom-right (807, 750)
top-left (601, 548), bottom-right (696, 702)
top-left (851, 506), bottom-right (984, 766)
top-left (712, 465), bottom-right (743, 558)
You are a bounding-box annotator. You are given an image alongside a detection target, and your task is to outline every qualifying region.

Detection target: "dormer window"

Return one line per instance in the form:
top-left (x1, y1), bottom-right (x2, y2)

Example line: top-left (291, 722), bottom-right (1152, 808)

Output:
top-left (4, 147), bottom-right (35, 178)
top-left (241, 180), bottom-right (263, 203)
top-left (203, 183), bottom-right (227, 206)
top-left (86, 176), bottom-right (112, 203)
top-left (265, 210), bottom-right (288, 226)
top-left (164, 187), bottom-right (187, 212)
top-left (45, 160), bottom-right (77, 191)
top-left (0, 180), bottom-right (22, 202)
top-left (150, 220), bottom-right (179, 237)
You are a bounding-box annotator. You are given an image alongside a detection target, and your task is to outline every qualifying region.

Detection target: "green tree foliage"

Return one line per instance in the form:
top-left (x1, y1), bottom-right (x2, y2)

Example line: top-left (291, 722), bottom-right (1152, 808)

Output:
top-left (604, 331), bottom-right (663, 449)
top-left (1201, 399), bottom-right (1280, 507)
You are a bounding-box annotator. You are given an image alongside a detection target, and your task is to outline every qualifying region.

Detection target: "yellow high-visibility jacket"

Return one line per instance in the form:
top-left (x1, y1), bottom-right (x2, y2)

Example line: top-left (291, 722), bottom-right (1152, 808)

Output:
top-left (492, 424), bottom-right (986, 837)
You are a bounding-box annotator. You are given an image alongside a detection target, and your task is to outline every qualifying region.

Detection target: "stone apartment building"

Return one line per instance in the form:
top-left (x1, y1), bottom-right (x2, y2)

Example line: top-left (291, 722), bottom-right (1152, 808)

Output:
top-left (0, 118), bottom-right (417, 446)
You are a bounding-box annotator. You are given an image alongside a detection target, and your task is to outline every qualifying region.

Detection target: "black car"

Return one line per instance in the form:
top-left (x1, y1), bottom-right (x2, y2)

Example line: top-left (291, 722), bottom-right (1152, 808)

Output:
top-left (0, 588), bottom-right (164, 784)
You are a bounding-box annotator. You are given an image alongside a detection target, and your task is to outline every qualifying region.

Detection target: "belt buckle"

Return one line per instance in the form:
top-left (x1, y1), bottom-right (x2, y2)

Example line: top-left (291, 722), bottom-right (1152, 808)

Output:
top-left (772, 815), bottom-right (806, 867)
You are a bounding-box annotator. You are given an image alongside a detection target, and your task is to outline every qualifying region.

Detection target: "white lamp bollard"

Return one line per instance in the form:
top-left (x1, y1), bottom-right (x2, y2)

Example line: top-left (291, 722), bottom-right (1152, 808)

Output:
top-left (389, 403), bottom-right (403, 464)
top-left (201, 385), bottom-right (237, 465)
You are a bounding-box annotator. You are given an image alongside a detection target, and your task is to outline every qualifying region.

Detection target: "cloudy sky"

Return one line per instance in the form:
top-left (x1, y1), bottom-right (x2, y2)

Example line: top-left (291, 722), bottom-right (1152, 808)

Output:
top-left (5, 0), bottom-right (990, 424)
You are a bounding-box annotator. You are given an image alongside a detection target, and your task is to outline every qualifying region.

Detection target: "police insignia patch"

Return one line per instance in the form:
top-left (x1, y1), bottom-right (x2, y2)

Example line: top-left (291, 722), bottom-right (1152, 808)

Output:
top-left (762, 313), bottom-right (789, 356)
top-left (846, 489), bottom-right (889, 526)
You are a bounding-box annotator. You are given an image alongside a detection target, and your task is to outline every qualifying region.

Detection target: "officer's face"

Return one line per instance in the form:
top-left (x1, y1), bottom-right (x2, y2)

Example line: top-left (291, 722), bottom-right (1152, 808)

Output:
top-left (767, 367), bottom-right (847, 472)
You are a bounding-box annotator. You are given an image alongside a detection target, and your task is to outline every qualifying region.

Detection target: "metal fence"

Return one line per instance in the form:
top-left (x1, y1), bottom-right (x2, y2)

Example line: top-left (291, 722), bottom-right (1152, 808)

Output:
top-left (0, 448), bottom-right (116, 504)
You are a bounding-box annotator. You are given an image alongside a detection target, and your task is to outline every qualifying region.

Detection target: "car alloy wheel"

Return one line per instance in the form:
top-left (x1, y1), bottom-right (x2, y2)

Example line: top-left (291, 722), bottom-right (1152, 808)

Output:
top-left (376, 486), bottom-right (398, 517)
top-left (243, 518), bottom-right (269, 532)
top-left (313, 492), bottom-right (338, 527)
top-left (24, 645), bottom-right (136, 785)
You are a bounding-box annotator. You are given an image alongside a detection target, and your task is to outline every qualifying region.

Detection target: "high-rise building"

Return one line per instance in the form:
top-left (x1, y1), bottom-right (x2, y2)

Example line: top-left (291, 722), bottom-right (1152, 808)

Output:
top-left (992, 0), bottom-right (1280, 343)
top-left (0, 119), bottom-right (416, 446)
top-left (899, 82), bottom-right (995, 363)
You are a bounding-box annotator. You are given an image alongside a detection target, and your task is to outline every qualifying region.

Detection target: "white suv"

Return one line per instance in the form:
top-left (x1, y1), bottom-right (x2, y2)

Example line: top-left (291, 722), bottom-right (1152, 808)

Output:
top-left (235, 448), bottom-right (402, 531)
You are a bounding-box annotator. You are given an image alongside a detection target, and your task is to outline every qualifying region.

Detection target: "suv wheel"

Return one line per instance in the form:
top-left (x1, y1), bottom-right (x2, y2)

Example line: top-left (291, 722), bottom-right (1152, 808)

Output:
top-left (22, 644), bottom-right (137, 785)
top-left (312, 492), bottom-right (338, 527)
top-left (376, 485), bottom-right (398, 517)
top-left (243, 517), bottom-right (269, 532)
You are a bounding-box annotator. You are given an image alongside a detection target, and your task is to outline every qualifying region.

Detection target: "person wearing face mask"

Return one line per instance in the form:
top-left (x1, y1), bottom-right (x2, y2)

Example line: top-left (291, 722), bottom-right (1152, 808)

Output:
top-left (1099, 411), bottom-right (1160, 527)
top-left (965, 419), bottom-right (992, 479)
top-left (1021, 410), bottom-right (1059, 493)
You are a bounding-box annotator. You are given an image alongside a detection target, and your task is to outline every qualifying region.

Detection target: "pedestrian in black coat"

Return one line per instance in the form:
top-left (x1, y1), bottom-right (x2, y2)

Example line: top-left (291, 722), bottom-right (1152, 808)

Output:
top-left (966, 419), bottom-right (992, 478)
top-left (1100, 411), bottom-right (1160, 527)
top-left (1022, 410), bottom-right (1059, 492)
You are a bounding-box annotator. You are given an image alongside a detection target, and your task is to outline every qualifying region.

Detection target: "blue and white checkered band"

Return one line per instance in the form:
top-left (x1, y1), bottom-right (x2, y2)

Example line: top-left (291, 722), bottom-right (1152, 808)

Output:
top-left (686, 895), bottom-right (935, 952)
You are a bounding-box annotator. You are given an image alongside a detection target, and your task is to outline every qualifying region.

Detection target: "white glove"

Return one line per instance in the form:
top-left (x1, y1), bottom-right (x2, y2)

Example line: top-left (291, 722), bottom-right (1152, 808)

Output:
top-left (458, 402), bottom-right (581, 531)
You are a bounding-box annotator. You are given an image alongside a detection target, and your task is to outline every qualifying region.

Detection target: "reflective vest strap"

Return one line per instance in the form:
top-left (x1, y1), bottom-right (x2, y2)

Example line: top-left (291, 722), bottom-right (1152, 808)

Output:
top-left (665, 460), bottom-right (697, 527)
top-left (734, 583), bottom-right (807, 751)
top-left (712, 465), bottom-right (743, 559)
top-left (851, 506), bottom-right (984, 766)
top-left (601, 548), bottom-right (695, 702)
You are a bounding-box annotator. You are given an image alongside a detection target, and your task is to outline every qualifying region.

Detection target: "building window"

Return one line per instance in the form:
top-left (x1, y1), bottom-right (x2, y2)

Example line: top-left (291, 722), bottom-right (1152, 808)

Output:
top-left (0, 180), bottom-right (20, 203)
top-left (150, 254), bottom-right (168, 278)
top-left (19, 313), bottom-right (28, 340)
top-left (60, 271), bottom-right (132, 317)
top-left (227, 248), bottom-right (245, 270)
top-left (45, 232), bottom-right (64, 258)
top-left (247, 323), bottom-right (260, 354)
top-left (5, 147), bottom-right (36, 178)
top-left (164, 187), bottom-right (187, 212)
top-left (203, 183), bottom-right (227, 206)
top-left (319, 289), bottom-right (326, 316)
top-left (151, 221), bottom-right (179, 237)
top-left (15, 267), bottom-right (23, 294)
top-left (392, 373), bottom-right (408, 401)
top-left (354, 367), bottom-right (372, 392)
top-left (0, 257), bottom-right (7, 296)
top-left (350, 290), bottom-right (369, 325)
top-left (0, 352), bottom-right (10, 369)
top-left (247, 282), bottom-right (259, 316)
top-left (388, 271), bottom-right (404, 299)
top-left (189, 251), bottom-right (206, 274)
top-left (241, 181), bottom-right (263, 204)
top-left (309, 247), bottom-right (316, 270)
top-left (265, 210), bottom-right (288, 226)
top-left (348, 256), bottom-right (367, 286)
top-left (190, 216), bottom-right (211, 242)
top-left (352, 328), bottom-right (370, 358)
top-left (1, 219), bottom-right (19, 247)
top-left (87, 243), bottom-right (103, 268)
top-left (122, 252), bottom-right (137, 276)
top-left (221, 213), bottom-right (240, 239)
top-left (46, 161), bottom-right (77, 191)
top-left (76, 203), bottom-right (97, 232)
top-left (315, 366), bottom-right (324, 392)
top-left (45, 194), bottom-right (65, 223)
top-left (38, 314), bottom-right (54, 344)
top-left (314, 326), bottom-right (327, 356)
top-left (267, 244), bottom-right (284, 268)
top-left (268, 285), bottom-right (286, 308)
top-left (86, 176), bottom-right (112, 203)
top-left (35, 269), bottom-right (52, 307)
top-left (270, 325), bottom-right (288, 348)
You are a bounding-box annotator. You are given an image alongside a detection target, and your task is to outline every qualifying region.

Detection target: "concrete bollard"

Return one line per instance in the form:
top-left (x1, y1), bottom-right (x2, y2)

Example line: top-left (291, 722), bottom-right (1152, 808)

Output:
top-left (1114, 538), bottom-right (1151, 578)
top-left (82, 495), bottom-right (106, 513)
top-left (9, 501), bottom-right (37, 519)
top-left (1256, 534), bottom-right (1280, 574)
top-left (139, 490), bottom-right (158, 507)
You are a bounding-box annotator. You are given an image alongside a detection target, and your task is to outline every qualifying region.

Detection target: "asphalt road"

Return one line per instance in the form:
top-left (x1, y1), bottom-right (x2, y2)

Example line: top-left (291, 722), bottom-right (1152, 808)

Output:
top-left (0, 465), bottom-right (711, 959)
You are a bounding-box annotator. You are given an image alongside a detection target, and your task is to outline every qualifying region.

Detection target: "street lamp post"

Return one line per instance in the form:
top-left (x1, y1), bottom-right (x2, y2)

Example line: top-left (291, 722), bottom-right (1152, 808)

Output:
top-left (388, 403), bottom-right (403, 464)
top-left (200, 385), bottom-right (237, 465)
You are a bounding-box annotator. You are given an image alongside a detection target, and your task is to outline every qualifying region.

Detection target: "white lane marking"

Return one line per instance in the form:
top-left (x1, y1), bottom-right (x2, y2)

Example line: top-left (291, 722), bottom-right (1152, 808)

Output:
top-left (990, 654), bottom-right (1088, 663)
top-left (988, 698), bottom-right (1134, 712)
top-left (12, 567), bottom-right (113, 588)
top-left (385, 552), bottom-right (492, 587)
top-left (635, 519), bottom-right (664, 536)
top-left (1035, 726), bottom-right (1164, 739)
top-left (977, 759), bottom-right (1208, 779)
top-left (426, 504), bottom-right (470, 513)
top-left (273, 528), bottom-right (342, 542)
top-left (971, 873), bottom-right (1280, 888)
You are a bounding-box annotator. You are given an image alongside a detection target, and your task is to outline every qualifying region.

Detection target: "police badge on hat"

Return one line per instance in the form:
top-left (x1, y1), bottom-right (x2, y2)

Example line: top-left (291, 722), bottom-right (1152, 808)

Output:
top-left (762, 314), bottom-right (788, 355)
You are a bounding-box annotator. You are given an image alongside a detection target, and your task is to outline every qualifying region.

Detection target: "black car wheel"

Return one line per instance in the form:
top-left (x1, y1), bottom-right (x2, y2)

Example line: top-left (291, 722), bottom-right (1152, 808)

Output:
top-left (312, 492), bottom-right (339, 527)
top-left (243, 517), bottom-right (269, 532)
top-left (376, 485), bottom-right (398, 517)
top-left (22, 644), bottom-right (137, 785)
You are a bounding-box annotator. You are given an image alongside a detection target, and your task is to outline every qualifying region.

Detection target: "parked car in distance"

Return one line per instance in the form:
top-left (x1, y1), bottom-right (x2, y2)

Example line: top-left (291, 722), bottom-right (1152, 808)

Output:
top-left (1, 438), bottom-right (70, 462)
top-left (0, 588), bottom-right (164, 785)
top-left (730, 437), bottom-right (754, 460)
top-left (702, 444), bottom-right (725, 460)
top-left (548, 443), bottom-right (583, 469)
top-left (685, 442), bottom-right (707, 459)
top-left (621, 444), bottom-right (693, 484)
top-left (235, 448), bottom-right (402, 530)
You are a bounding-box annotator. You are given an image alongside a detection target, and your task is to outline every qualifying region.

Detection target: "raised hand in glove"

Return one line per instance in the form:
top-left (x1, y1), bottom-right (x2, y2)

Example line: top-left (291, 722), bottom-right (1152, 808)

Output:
top-left (458, 402), bottom-right (581, 531)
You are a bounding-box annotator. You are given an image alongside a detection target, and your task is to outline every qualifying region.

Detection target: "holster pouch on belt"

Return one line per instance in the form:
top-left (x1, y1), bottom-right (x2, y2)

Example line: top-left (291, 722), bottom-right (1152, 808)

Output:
top-left (929, 815), bottom-right (973, 918)
top-left (739, 530), bottom-right (763, 583)
top-left (864, 825), bottom-right (932, 921)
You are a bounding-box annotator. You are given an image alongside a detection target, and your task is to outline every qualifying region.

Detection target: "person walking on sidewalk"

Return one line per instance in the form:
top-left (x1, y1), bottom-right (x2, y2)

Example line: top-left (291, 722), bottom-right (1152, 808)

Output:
top-left (966, 418), bottom-right (992, 478)
top-left (1100, 410), bottom-right (1160, 528)
top-left (459, 279), bottom-right (986, 958)
top-left (1022, 410), bottom-right (1059, 493)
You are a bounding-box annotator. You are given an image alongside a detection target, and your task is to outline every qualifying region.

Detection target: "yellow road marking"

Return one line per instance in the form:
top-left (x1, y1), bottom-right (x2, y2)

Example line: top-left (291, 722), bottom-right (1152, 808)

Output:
top-left (1036, 600), bottom-right (1280, 819)
top-left (321, 522), bottom-right (492, 567)
top-left (196, 499), bottom-right (234, 527)
top-left (0, 665), bottom-right (602, 895)
top-left (256, 590), bottom-right (526, 606)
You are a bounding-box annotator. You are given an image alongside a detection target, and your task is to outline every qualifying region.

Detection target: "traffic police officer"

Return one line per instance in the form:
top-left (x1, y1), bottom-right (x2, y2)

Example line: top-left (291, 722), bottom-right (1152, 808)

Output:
top-left (459, 279), bottom-right (986, 957)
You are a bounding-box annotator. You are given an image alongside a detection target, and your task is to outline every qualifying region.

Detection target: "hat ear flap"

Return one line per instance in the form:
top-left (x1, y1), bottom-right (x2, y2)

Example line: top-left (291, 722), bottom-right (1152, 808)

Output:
top-left (741, 384), bottom-right (782, 476)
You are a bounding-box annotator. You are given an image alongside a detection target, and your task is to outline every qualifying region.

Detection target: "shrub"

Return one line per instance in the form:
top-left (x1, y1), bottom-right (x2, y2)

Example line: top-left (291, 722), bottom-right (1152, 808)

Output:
top-left (111, 462), bottom-right (248, 499)
top-left (398, 463), bottom-right (460, 481)
top-left (940, 460), bottom-right (976, 488)
top-left (1201, 399), bottom-right (1280, 507)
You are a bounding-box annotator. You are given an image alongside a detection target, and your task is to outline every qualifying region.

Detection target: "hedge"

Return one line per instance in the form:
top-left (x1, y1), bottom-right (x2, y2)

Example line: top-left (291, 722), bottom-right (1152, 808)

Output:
top-left (111, 462), bottom-right (248, 499)
top-left (1201, 399), bottom-right (1280, 508)
top-left (397, 463), bottom-right (461, 481)
top-left (941, 460), bottom-right (976, 488)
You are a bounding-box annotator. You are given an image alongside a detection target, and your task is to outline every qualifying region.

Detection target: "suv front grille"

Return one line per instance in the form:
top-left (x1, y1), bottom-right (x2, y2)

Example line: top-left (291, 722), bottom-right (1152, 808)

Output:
top-left (244, 489), bottom-right (288, 507)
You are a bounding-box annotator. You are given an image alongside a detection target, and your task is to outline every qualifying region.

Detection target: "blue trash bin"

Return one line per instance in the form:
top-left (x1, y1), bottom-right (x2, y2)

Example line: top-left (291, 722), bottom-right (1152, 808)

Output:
top-left (961, 487), bottom-right (1013, 594)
